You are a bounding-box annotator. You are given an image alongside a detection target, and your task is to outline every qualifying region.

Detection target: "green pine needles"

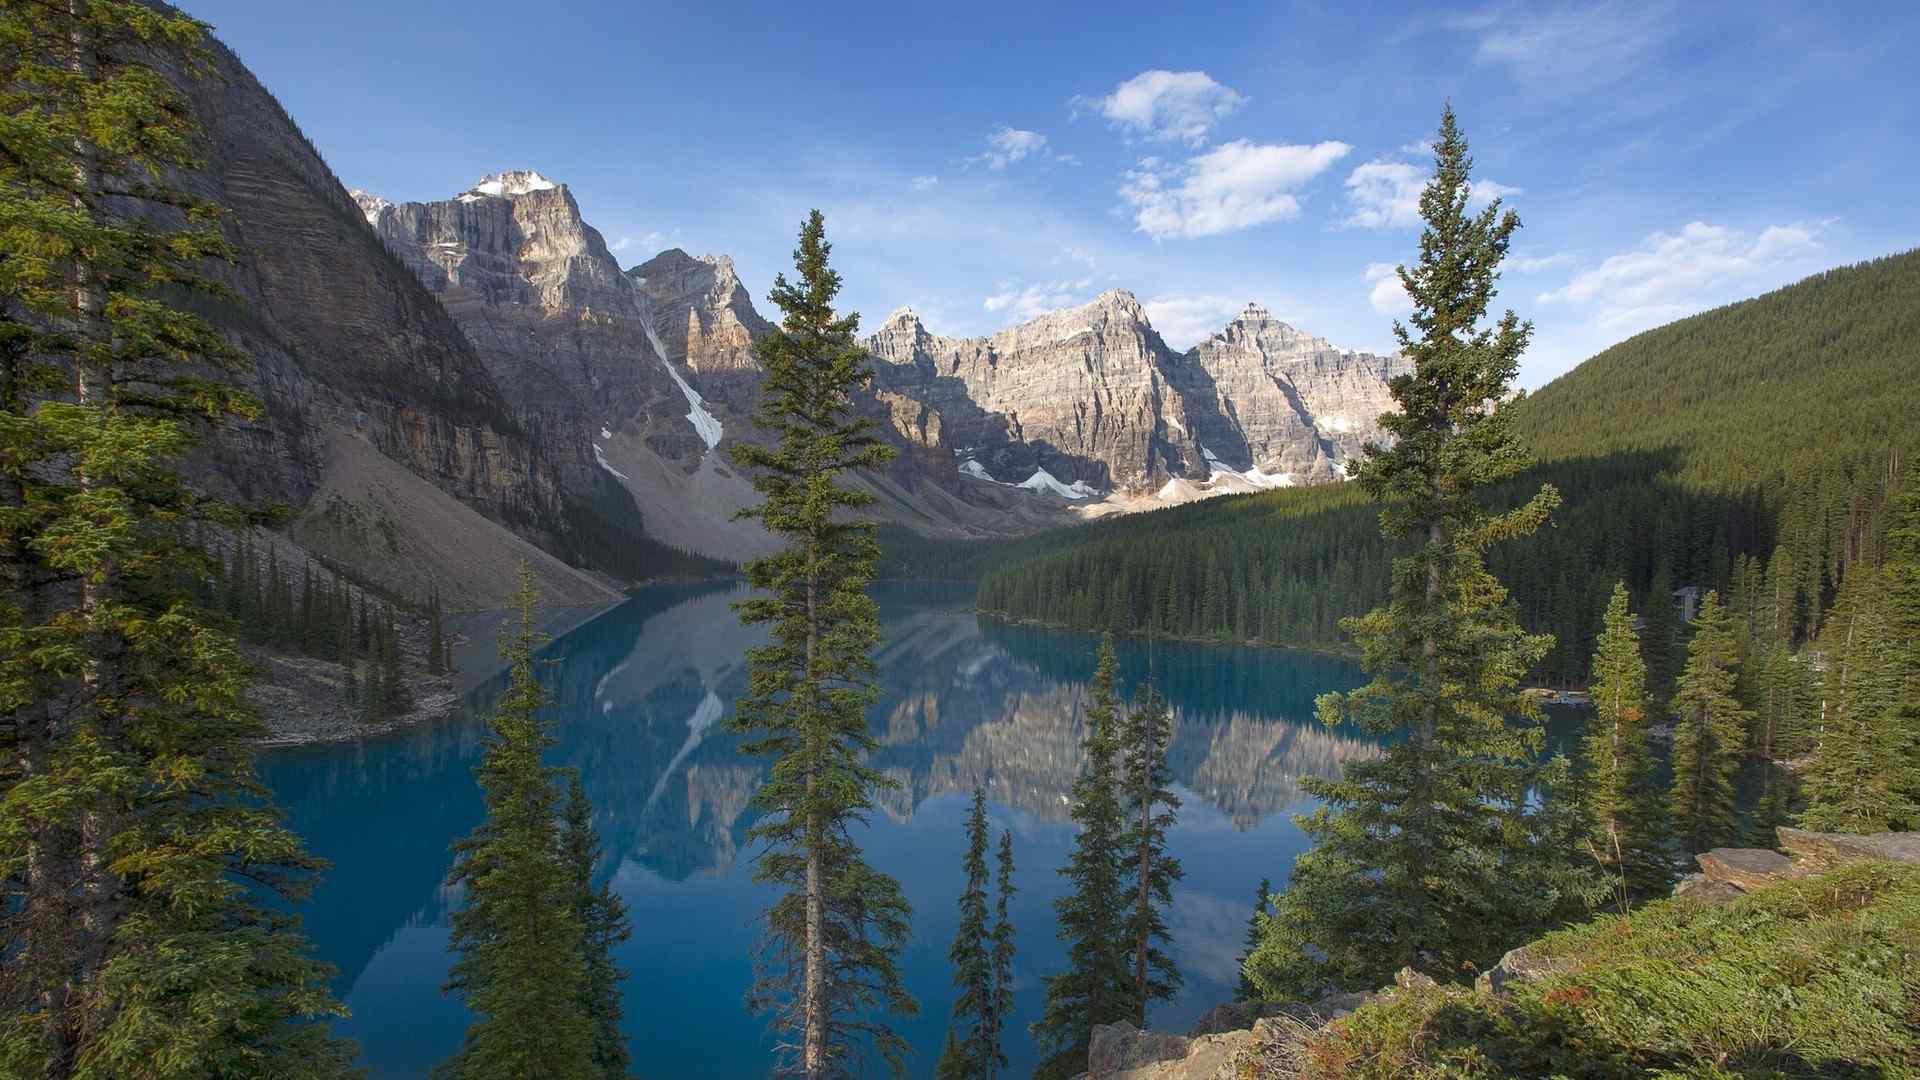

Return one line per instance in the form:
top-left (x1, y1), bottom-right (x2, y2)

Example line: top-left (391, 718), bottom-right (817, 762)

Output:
top-left (730, 211), bottom-right (914, 1079)
top-left (1032, 635), bottom-right (1132, 1076)
top-left (0, 4), bottom-right (354, 1075)
top-left (1802, 469), bottom-right (1920, 832)
top-left (1120, 683), bottom-right (1181, 1026)
top-left (938, 787), bottom-right (1015, 1080)
top-left (1248, 106), bottom-right (1586, 999)
top-left (1668, 591), bottom-right (1750, 854)
top-left (1578, 583), bottom-right (1672, 907)
top-left (440, 568), bottom-right (600, 1078)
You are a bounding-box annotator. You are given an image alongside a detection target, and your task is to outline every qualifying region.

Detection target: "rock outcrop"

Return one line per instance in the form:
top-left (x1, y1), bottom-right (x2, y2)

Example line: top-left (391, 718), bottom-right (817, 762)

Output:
top-left (1676, 826), bottom-right (1920, 904)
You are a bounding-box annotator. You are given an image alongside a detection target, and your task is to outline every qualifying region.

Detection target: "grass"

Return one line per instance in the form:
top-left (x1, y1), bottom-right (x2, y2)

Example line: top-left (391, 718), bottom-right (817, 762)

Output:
top-left (1289, 862), bottom-right (1920, 1079)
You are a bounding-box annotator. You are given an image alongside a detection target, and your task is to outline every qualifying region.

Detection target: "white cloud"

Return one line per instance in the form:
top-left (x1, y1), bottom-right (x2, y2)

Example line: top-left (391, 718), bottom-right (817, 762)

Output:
top-left (1508, 251), bottom-right (1576, 274)
top-left (1365, 262), bottom-right (1413, 316)
top-left (611, 236), bottom-right (632, 252)
top-left (1063, 246), bottom-right (1098, 270)
top-left (1343, 157), bottom-right (1520, 229)
top-left (1344, 160), bottom-right (1424, 228)
top-left (1143, 294), bottom-right (1246, 350)
top-left (974, 127), bottom-right (1050, 170)
top-left (1538, 219), bottom-right (1825, 331)
top-left (1077, 70), bottom-right (1247, 147)
top-left (983, 278), bottom-right (1093, 321)
top-left (1122, 139), bottom-right (1352, 239)
top-left (1455, 4), bottom-right (1669, 93)
top-left (910, 175), bottom-right (939, 190)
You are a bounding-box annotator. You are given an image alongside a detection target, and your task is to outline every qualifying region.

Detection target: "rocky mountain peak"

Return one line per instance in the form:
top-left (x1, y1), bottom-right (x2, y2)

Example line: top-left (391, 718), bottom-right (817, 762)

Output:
top-left (1090, 287), bottom-right (1147, 320)
top-left (462, 169), bottom-right (561, 200)
top-left (1234, 301), bottom-right (1273, 324)
top-left (349, 189), bottom-right (390, 227)
top-left (881, 306), bottom-right (923, 330)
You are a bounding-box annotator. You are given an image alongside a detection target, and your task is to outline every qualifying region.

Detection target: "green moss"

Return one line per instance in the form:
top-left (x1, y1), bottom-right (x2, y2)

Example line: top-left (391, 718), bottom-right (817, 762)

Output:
top-left (1299, 863), bottom-right (1920, 1078)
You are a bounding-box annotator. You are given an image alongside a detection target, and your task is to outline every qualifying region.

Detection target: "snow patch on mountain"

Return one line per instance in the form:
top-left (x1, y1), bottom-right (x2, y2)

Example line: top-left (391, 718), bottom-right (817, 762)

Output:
top-left (640, 312), bottom-right (723, 450)
top-left (592, 443), bottom-right (629, 481)
top-left (1019, 468), bottom-right (1099, 500)
top-left (470, 170), bottom-right (559, 197)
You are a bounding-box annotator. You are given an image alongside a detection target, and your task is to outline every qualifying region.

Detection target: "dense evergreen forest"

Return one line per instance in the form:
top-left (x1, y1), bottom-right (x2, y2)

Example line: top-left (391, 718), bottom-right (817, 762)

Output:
top-left (978, 249), bottom-right (1920, 685)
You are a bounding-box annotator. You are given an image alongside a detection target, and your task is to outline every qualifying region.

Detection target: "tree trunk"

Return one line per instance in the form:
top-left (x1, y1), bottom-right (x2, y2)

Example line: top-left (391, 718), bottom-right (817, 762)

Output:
top-left (802, 568), bottom-right (826, 1078)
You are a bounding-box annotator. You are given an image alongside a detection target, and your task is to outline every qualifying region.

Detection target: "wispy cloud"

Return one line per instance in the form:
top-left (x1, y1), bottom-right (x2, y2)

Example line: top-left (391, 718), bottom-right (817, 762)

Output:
top-left (1538, 219), bottom-right (1827, 331)
top-left (1451, 2), bottom-right (1671, 93)
top-left (1365, 262), bottom-right (1413, 316)
top-left (1343, 155), bottom-right (1519, 229)
top-left (983, 277), bottom-right (1094, 321)
top-left (972, 127), bottom-right (1052, 170)
top-left (1143, 294), bottom-right (1248, 350)
top-left (1075, 70), bottom-right (1247, 147)
top-left (910, 175), bottom-right (940, 190)
top-left (1122, 139), bottom-right (1352, 239)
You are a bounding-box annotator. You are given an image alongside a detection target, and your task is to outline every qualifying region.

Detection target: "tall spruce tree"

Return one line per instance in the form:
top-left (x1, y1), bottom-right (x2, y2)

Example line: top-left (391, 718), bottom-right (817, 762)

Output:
top-left (938, 787), bottom-right (995, 1079)
top-left (1235, 880), bottom-right (1271, 1002)
top-left (560, 775), bottom-right (634, 1080)
top-left (1119, 684), bottom-right (1181, 1027)
top-left (0, 5), bottom-right (353, 1075)
top-left (1032, 635), bottom-right (1130, 1075)
top-left (429, 588), bottom-right (449, 675)
top-left (730, 211), bottom-right (913, 1078)
top-left (1578, 583), bottom-right (1671, 907)
top-left (1247, 107), bottom-right (1566, 998)
top-left (988, 829), bottom-right (1016, 1080)
top-left (439, 567), bottom-right (594, 1078)
top-left (1801, 475), bottom-right (1920, 834)
top-left (1668, 591), bottom-right (1751, 854)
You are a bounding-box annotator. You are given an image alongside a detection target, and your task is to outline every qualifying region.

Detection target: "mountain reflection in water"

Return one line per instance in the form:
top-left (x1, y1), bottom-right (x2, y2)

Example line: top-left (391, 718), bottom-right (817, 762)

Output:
top-left (260, 583), bottom-right (1373, 1078)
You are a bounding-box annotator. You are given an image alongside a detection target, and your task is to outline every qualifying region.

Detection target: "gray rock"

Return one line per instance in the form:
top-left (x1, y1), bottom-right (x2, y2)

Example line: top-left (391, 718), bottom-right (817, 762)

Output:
top-left (1696, 847), bottom-right (1802, 891)
top-left (1777, 827), bottom-right (1920, 869)
top-left (1672, 872), bottom-right (1748, 906)
top-left (1475, 943), bottom-right (1575, 996)
top-left (1089, 1021), bottom-right (1190, 1073)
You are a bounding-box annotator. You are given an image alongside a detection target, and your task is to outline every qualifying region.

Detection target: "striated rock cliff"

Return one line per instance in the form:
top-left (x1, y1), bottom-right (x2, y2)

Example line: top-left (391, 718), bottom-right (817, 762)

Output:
top-left (148, 33), bottom-right (659, 605)
top-left (864, 293), bottom-right (1405, 502)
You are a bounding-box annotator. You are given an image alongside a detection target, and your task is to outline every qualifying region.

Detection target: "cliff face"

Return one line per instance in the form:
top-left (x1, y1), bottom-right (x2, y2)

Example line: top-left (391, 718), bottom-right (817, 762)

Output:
top-left (152, 36), bottom-right (637, 604)
top-left (865, 294), bottom-right (1406, 499)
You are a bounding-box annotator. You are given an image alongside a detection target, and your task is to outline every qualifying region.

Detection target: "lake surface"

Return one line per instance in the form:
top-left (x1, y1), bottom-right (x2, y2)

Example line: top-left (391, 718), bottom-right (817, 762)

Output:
top-left (259, 582), bottom-right (1379, 1078)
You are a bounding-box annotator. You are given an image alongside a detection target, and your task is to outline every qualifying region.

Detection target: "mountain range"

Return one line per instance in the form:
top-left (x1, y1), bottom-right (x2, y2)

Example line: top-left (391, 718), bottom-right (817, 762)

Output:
top-left (171, 33), bottom-right (1405, 602)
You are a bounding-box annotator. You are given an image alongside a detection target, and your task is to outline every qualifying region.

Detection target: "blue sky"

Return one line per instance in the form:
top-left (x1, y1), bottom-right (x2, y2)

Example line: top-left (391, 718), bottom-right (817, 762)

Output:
top-left (189, 1), bottom-right (1919, 387)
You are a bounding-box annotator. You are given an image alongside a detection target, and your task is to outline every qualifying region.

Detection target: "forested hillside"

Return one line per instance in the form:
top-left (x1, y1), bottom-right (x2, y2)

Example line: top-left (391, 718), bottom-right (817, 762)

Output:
top-left (978, 249), bottom-right (1920, 684)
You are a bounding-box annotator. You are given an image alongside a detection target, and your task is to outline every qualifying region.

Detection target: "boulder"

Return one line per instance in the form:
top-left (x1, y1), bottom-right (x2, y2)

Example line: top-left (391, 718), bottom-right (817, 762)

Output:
top-left (1696, 847), bottom-right (1802, 891)
top-left (1474, 943), bottom-right (1575, 996)
top-left (1393, 967), bottom-right (1437, 992)
top-left (1777, 827), bottom-right (1920, 869)
top-left (1089, 1022), bottom-right (1189, 1074)
top-left (1672, 873), bottom-right (1748, 905)
top-left (1311, 990), bottom-right (1370, 1018)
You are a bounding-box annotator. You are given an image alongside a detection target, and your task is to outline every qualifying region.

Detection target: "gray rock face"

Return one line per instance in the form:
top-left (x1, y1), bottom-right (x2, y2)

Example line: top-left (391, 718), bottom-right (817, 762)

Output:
top-left (1695, 847), bottom-right (1804, 891)
top-left (365, 173), bottom-right (713, 481)
top-left (865, 294), bottom-right (1404, 496)
top-left (1778, 827), bottom-right (1920, 869)
top-left (1180, 304), bottom-right (1407, 484)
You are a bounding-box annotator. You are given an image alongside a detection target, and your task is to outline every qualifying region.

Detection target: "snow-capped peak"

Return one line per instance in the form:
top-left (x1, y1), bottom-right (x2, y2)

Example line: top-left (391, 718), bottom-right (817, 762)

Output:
top-left (349, 189), bottom-right (391, 227)
top-left (467, 170), bottom-right (560, 198)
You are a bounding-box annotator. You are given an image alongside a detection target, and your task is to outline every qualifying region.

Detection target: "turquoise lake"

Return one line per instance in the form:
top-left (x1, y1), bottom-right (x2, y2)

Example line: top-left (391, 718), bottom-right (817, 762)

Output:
top-left (258, 583), bottom-right (1380, 1078)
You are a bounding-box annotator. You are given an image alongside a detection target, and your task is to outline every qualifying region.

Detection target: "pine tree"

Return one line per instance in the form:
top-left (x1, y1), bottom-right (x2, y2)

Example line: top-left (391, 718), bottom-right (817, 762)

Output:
top-left (560, 775), bottom-right (634, 1080)
top-left (730, 211), bottom-right (914, 1078)
top-left (382, 607), bottom-right (412, 716)
top-left (1641, 561), bottom-right (1684, 711)
top-left (1249, 107), bottom-right (1566, 999)
top-left (1235, 880), bottom-right (1271, 1002)
top-left (1801, 530), bottom-right (1920, 832)
top-left (1668, 591), bottom-right (1751, 854)
top-left (1577, 583), bottom-right (1671, 907)
top-left (0, 6), bottom-right (353, 1075)
top-left (439, 566), bottom-right (594, 1078)
top-left (942, 787), bottom-right (995, 1077)
top-left (1033, 635), bottom-right (1131, 1074)
top-left (988, 830), bottom-right (1016, 1080)
top-left (1120, 684), bottom-right (1181, 1027)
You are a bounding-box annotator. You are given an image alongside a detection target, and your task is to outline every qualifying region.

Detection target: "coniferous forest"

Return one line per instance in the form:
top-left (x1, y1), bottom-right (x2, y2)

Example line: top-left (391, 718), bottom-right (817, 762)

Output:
top-left (978, 248), bottom-right (1920, 687)
top-left (4, 4), bottom-right (1919, 1079)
